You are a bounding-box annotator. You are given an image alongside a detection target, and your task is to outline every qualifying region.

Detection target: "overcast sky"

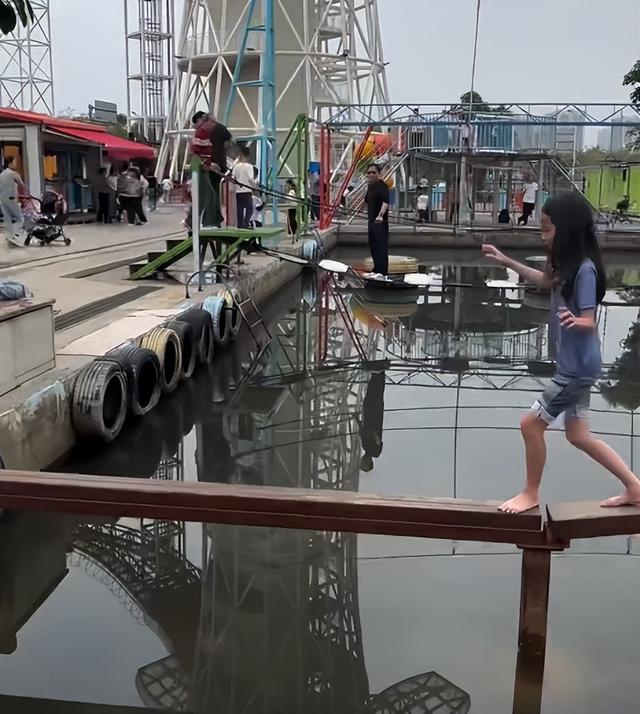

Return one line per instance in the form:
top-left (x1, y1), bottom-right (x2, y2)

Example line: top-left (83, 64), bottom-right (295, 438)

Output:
top-left (50, 0), bottom-right (640, 113)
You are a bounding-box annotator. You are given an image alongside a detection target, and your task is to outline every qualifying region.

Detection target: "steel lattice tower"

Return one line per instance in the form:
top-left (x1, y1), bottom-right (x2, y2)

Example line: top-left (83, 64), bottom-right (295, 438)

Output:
top-left (124, 0), bottom-right (176, 144)
top-left (0, 0), bottom-right (54, 114)
top-left (157, 0), bottom-right (389, 178)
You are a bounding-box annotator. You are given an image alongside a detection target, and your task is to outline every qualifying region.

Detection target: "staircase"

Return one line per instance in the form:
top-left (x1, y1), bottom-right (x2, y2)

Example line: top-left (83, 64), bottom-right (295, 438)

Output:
top-left (344, 152), bottom-right (409, 225)
top-left (128, 238), bottom-right (192, 280)
top-left (549, 156), bottom-right (607, 222)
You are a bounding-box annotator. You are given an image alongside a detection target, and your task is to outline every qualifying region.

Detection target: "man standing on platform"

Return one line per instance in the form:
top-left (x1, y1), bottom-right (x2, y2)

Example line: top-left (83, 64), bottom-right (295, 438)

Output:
top-left (190, 111), bottom-right (233, 227)
top-left (364, 164), bottom-right (390, 276)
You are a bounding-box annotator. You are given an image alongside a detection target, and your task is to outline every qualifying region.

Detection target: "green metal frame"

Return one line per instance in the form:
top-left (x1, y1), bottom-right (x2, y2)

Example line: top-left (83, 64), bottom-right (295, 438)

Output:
top-left (128, 227), bottom-right (285, 281)
top-left (277, 113), bottom-right (311, 238)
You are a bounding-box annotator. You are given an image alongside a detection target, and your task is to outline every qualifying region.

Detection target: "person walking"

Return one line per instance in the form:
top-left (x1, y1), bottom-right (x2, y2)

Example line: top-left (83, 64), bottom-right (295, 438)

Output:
top-left (0, 156), bottom-right (26, 246)
top-left (119, 167), bottom-right (147, 225)
top-left (146, 171), bottom-right (158, 212)
top-left (116, 165), bottom-right (129, 222)
top-left (161, 177), bottom-right (173, 204)
top-left (416, 190), bottom-right (430, 223)
top-left (482, 192), bottom-right (640, 514)
top-left (94, 167), bottom-right (111, 224)
top-left (364, 164), bottom-right (390, 275)
top-left (310, 170), bottom-right (321, 222)
top-left (285, 179), bottom-right (298, 237)
top-left (518, 176), bottom-right (539, 226)
top-left (231, 146), bottom-right (255, 229)
top-left (107, 166), bottom-right (118, 220)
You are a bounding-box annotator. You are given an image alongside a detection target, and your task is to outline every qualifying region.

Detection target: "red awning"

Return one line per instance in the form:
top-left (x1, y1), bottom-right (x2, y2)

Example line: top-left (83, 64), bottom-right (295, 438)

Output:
top-left (0, 107), bottom-right (154, 162)
top-left (50, 126), bottom-right (155, 162)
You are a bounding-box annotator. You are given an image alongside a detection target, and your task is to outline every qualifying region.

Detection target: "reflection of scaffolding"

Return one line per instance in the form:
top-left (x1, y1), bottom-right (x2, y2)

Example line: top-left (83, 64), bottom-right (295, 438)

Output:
top-left (368, 671), bottom-right (471, 714)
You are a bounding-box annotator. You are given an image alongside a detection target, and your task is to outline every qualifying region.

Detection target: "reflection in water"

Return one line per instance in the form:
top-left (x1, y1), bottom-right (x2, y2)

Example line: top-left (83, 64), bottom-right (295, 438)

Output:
top-left (10, 253), bottom-right (640, 712)
top-left (360, 371), bottom-right (386, 473)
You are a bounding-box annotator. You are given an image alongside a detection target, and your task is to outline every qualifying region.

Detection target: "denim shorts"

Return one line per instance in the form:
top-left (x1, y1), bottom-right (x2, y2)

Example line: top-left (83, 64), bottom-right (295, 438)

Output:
top-left (531, 376), bottom-right (594, 424)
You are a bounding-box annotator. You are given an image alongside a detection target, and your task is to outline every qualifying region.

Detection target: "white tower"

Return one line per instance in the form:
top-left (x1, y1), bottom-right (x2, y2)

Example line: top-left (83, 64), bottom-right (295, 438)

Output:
top-left (124, 0), bottom-right (176, 144)
top-left (0, 0), bottom-right (54, 114)
top-left (157, 0), bottom-right (389, 178)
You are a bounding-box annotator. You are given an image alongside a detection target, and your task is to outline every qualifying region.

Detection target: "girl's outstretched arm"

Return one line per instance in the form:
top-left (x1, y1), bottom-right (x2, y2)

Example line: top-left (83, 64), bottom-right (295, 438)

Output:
top-left (481, 244), bottom-right (552, 289)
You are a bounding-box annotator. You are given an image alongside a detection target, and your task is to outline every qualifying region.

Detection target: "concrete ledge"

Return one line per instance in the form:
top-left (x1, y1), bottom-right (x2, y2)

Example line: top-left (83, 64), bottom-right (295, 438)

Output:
top-left (0, 228), bottom-right (337, 472)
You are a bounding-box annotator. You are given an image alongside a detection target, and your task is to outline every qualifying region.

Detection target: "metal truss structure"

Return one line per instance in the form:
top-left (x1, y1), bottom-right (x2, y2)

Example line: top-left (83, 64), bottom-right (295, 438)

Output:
top-left (0, 0), bottom-right (54, 114)
top-left (157, 0), bottom-right (389, 179)
top-left (124, 0), bottom-right (176, 145)
top-left (325, 102), bottom-right (640, 128)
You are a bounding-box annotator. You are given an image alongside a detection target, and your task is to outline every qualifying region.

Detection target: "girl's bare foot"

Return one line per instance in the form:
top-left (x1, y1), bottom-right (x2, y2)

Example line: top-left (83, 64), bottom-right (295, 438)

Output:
top-left (498, 492), bottom-right (539, 514)
top-left (601, 487), bottom-right (640, 508)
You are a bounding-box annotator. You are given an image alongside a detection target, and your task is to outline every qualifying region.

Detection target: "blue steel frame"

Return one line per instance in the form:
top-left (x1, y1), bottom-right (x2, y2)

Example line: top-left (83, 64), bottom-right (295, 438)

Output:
top-left (224, 0), bottom-right (278, 225)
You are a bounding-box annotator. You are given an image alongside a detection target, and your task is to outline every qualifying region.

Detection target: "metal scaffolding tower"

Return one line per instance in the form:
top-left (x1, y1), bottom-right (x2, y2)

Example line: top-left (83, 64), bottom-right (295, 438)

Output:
top-left (0, 0), bottom-right (54, 114)
top-left (124, 0), bottom-right (176, 145)
top-left (157, 0), bottom-right (389, 178)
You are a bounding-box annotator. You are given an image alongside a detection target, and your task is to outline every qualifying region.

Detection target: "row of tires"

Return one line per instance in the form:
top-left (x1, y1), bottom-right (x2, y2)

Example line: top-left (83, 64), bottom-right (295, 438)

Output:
top-left (71, 291), bottom-right (242, 442)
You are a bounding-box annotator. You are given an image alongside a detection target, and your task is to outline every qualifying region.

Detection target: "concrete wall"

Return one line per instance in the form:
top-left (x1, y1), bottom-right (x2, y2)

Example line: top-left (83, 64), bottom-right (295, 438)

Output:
top-left (0, 229), bottom-right (337, 473)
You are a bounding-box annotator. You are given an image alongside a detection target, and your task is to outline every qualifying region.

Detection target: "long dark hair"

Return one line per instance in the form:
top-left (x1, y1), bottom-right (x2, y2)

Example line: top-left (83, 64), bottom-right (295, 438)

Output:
top-left (544, 192), bottom-right (606, 305)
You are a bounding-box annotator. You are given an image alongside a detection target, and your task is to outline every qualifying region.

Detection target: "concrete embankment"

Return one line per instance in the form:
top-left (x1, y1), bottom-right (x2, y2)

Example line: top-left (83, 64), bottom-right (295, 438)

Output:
top-left (0, 229), bottom-right (337, 472)
top-left (337, 224), bottom-right (640, 251)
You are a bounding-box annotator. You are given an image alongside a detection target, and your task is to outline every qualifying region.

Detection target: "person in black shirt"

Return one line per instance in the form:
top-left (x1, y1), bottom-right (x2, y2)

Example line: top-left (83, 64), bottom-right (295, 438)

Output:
top-left (364, 163), bottom-right (390, 275)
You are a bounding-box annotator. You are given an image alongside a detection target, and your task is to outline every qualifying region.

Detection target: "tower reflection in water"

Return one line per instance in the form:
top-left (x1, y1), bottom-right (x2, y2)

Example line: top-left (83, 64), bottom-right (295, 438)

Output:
top-left (0, 282), bottom-right (477, 713)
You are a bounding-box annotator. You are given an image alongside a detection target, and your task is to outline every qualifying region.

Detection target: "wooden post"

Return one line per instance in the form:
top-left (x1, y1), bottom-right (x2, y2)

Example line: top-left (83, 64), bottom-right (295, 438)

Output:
top-left (513, 547), bottom-right (551, 714)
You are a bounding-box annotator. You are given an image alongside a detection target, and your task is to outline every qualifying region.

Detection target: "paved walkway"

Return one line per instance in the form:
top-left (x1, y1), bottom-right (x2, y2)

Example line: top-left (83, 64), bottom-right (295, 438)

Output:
top-left (0, 207), bottom-right (185, 272)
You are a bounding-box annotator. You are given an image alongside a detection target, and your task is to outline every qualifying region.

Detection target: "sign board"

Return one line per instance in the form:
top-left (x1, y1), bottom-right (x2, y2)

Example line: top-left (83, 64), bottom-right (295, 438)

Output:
top-left (90, 100), bottom-right (118, 123)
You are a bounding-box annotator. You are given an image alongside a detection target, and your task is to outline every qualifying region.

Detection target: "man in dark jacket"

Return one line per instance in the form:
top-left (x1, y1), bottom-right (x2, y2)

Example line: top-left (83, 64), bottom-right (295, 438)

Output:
top-left (363, 164), bottom-right (390, 275)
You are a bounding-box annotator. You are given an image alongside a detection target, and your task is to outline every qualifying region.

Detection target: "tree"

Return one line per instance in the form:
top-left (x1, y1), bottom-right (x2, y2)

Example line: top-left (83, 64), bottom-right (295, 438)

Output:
top-left (0, 1), bottom-right (33, 35)
top-left (623, 61), bottom-right (640, 150)
top-left (459, 91), bottom-right (490, 113)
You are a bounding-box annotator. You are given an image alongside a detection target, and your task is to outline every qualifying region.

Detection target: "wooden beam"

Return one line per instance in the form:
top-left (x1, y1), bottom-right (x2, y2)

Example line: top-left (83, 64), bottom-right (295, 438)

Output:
top-left (0, 471), bottom-right (545, 546)
top-left (513, 548), bottom-right (551, 714)
top-left (547, 501), bottom-right (640, 540)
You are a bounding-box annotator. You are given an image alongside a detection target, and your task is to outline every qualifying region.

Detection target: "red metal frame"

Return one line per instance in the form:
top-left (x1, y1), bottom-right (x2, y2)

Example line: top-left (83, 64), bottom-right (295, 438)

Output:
top-left (319, 124), bottom-right (332, 230)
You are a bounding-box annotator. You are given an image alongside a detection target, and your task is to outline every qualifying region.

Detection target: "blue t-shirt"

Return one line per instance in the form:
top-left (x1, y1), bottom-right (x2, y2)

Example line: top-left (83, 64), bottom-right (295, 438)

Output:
top-left (549, 259), bottom-right (602, 379)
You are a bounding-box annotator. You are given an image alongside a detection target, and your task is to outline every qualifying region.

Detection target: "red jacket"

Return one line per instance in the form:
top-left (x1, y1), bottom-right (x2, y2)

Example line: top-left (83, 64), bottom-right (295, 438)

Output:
top-left (191, 124), bottom-right (213, 167)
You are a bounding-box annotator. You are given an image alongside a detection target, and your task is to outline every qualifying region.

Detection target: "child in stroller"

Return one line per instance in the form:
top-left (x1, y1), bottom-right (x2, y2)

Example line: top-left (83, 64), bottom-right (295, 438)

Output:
top-left (22, 188), bottom-right (70, 246)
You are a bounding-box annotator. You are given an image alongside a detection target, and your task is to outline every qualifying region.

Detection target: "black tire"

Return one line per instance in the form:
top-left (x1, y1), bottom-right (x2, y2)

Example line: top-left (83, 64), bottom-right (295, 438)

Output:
top-left (71, 360), bottom-right (128, 442)
top-left (165, 320), bottom-right (198, 379)
top-left (203, 296), bottom-right (231, 346)
top-left (139, 328), bottom-right (182, 393)
top-left (101, 344), bottom-right (161, 417)
top-left (175, 308), bottom-right (215, 365)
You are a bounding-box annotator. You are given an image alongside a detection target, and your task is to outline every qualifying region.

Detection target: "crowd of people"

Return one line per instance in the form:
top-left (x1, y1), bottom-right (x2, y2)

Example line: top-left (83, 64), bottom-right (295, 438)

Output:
top-left (93, 165), bottom-right (172, 227)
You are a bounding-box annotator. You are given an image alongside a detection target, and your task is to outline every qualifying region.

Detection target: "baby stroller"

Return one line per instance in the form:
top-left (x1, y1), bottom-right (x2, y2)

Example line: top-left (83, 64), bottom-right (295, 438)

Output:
top-left (22, 190), bottom-right (71, 246)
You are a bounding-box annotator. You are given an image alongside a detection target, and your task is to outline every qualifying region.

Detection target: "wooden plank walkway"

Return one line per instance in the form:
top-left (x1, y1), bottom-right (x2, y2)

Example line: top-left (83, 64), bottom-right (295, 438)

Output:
top-left (0, 471), bottom-right (545, 546)
top-left (546, 501), bottom-right (640, 540)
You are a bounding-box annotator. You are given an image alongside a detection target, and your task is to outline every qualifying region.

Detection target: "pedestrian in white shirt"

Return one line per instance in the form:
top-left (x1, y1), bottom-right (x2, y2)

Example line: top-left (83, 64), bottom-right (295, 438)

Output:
top-left (161, 177), bottom-right (173, 204)
top-left (416, 192), bottom-right (430, 223)
top-left (518, 177), bottom-right (539, 226)
top-left (0, 157), bottom-right (26, 246)
top-left (231, 146), bottom-right (255, 228)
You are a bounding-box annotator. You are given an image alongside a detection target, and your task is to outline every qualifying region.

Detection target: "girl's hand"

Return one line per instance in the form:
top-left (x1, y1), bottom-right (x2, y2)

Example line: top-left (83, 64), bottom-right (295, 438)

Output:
top-left (558, 308), bottom-right (596, 330)
top-left (481, 243), bottom-right (507, 264)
